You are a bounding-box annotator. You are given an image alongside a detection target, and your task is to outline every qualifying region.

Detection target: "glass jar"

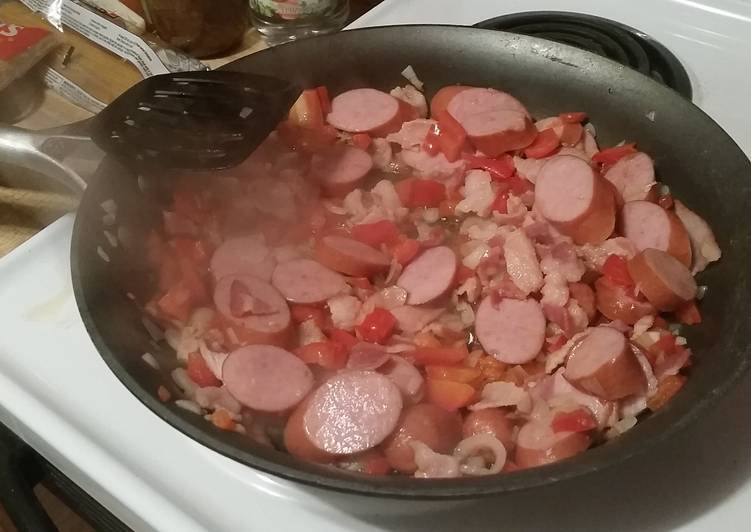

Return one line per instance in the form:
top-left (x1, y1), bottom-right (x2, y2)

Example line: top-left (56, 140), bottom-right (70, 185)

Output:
top-left (142, 0), bottom-right (250, 58)
top-left (248, 0), bottom-right (349, 46)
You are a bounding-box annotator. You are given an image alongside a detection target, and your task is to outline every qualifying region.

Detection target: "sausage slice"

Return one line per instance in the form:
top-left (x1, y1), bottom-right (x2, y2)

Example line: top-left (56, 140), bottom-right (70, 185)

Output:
top-left (327, 88), bottom-right (403, 136)
top-left (303, 370), bottom-right (403, 455)
top-left (271, 258), bottom-right (347, 304)
top-left (315, 235), bottom-right (391, 277)
top-left (462, 409), bottom-right (514, 450)
top-left (222, 345), bottom-right (313, 412)
top-left (620, 200), bottom-right (692, 267)
top-left (535, 155), bottom-right (616, 245)
top-left (210, 236), bottom-right (276, 282)
top-left (515, 420), bottom-right (590, 468)
top-left (214, 275), bottom-right (292, 346)
top-left (603, 152), bottom-right (657, 204)
top-left (396, 246), bottom-right (457, 305)
top-left (446, 87), bottom-right (537, 156)
top-left (311, 145), bottom-right (373, 197)
top-left (284, 397), bottom-right (335, 463)
top-left (382, 403), bottom-right (462, 473)
top-left (475, 296), bottom-right (546, 364)
top-left (627, 249), bottom-right (697, 311)
top-left (564, 326), bottom-right (645, 400)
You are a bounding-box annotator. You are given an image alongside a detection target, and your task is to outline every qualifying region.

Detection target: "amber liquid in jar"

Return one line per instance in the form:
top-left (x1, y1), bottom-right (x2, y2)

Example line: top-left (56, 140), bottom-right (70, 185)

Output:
top-left (143, 0), bottom-right (249, 57)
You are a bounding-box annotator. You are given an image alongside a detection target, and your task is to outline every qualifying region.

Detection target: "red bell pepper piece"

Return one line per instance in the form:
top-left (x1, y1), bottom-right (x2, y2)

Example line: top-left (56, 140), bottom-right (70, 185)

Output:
top-left (592, 143), bottom-right (637, 165)
top-left (351, 220), bottom-right (400, 248)
top-left (559, 122), bottom-right (583, 147)
top-left (290, 304), bottom-right (327, 328)
top-left (436, 112), bottom-right (468, 162)
top-left (559, 111), bottom-right (587, 123)
top-left (187, 352), bottom-right (221, 388)
top-left (409, 179), bottom-right (446, 208)
top-left (675, 300), bottom-right (702, 325)
top-left (390, 237), bottom-right (421, 266)
top-left (356, 308), bottom-right (397, 344)
top-left (351, 132), bottom-right (372, 150)
top-left (316, 86), bottom-right (332, 114)
top-left (464, 154), bottom-right (515, 181)
top-left (425, 379), bottom-right (476, 411)
top-left (408, 346), bottom-right (468, 365)
top-left (328, 328), bottom-right (359, 350)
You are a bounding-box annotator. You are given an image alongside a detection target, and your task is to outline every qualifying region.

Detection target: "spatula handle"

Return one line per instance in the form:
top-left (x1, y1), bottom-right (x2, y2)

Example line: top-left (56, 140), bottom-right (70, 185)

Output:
top-left (0, 124), bottom-right (105, 193)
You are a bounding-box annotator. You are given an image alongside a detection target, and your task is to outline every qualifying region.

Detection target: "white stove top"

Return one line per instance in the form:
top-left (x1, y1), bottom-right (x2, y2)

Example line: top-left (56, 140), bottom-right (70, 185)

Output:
top-left (2, 2), bottom-right (751, 531)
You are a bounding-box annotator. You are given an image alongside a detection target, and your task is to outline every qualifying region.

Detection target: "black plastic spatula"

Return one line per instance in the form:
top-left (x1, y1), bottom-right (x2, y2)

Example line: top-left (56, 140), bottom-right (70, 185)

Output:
top-left (89, 71), bottom-right (301, 171)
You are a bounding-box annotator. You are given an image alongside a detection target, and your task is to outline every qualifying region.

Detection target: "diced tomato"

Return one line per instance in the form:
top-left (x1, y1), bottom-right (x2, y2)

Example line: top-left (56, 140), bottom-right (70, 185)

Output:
top-left (169, 238), bottom-right (210, 268)
top-left (559, 122), bottom-right (583, 147)
top-left (390, 237), bottom-right (421, 266)
top-left (210, 408), bottom-right (236, 430)
top-left (290, 304), bottom-right (327, 328)
top-left (395, 178), bottom-right (415, 206)
top-left (464, 154), bottom-right (515, 181)
top-left (157, 282), bottom-right (193, 322)
top-left (422, 123), bottom-right (441, 156)
top-left (507, 173), bottom-right (533, 196)
top-left (436, 113), bottom-right (468, 162)
top-left (187, 352), bottom-right (221, 388)
top-left (409, 179), bottom-right (446, 208)
top-left (294, 341), bottom-right (349, 370)
top-left (409, 346), bottom-right (468, 365)
top-left (351, 220), bottom-right (400, 248)
top-left (316, 86), bottom-right (332, 114)
top-left (356, 308), bottom-right (397, 344)
top-left (647, 375), bottom-right (686, 411)
top-left (277, 121), bottom-right (338, 153)
top-left (675, 300), bottom-right (702, 325)
top-left (328, 328), bottom-right (359, 350)
top-left (425, 379), bottom-right (476, 411)
top-left (351, 133), bottom-right (372, 150)
top-left (551, 408), bottom-right (597, 433)
top-left (559, 112), bottom-right (587, 123)
top-left (523, 128), bottom-right (560, 158)
top-left (454, 264), bottom-right (476, 285)
top-left (601, 254), bottom-right (634, 286)
top-left (158, 253), bottom-right (181, 291)
top-left (592, 143), bottom-right (637, 165)
top-left (491, 191), bottom-right (509, 214)
top-left (653, 316), bottom-right (669, 330)
top-left (289, 89), bottom-right (325, 128)
top-left (425, 365), bottom-right (481, 385)
top-left (437, 199), bottom-right (457, 217)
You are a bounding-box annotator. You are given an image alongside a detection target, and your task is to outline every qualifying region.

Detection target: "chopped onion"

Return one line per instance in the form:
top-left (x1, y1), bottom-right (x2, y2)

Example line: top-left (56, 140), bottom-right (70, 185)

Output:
top-left (141, 352), bottom-right (159, 370)
top-left (401, 65), bottom-right (424, 91)
top-left (584, 122), bottom-right (597, 137)
top-left (141, 316), bottom-right (164, 341)
top-left (103, 230), bottom-right (118, 248)
top-left (96, 246), bottom-right (110, 262)
top-left (454, 434), bottom-right (507, 476)
top-left (175, 399), bottom-right (203, 415)
top-left (645, 110), bottom-right (656, 122)
top-left (422, 207), bottom-right (440, 223)
top-left (100, 199), bottom-right (117, 215)
top-left (696, 285), bottom-right (708, 300)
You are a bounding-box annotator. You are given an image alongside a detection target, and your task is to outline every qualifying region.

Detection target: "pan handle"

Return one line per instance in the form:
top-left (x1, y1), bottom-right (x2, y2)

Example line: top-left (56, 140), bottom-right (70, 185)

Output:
top-left (0, 124), bottom-right (105, 194)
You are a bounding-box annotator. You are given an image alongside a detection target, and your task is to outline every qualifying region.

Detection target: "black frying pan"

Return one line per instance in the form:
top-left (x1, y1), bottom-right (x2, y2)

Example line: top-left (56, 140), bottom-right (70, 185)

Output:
top-left (12, 25), bottom-right (751, 499)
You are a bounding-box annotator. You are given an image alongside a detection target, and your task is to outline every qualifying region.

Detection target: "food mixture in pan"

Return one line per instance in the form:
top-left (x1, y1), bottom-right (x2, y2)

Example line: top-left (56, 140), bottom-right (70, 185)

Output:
top-left (144, 72), bottom-right (721, 478)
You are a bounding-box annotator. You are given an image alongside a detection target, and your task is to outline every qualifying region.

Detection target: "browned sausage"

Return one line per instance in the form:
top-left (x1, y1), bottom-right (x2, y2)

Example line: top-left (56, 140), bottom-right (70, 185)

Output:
top-left (446, 87), bottom-right (538, 157)
top-left (315, 235), bottom-right (391, 277)
top-left (326, 88), bottom-right (404, 137)
top-left (534, 155), bottom-right (616, 245)
top-left (310, 145), bottom-right (373, 197)
top-left (603, 152), bottom-right (657, 204)
top-left (627, 249), bottom-right (697, 311)
top-left (284, 397), bottom-right (335, 463)
top-left (382, 403), bottom-right (462, 473)
top-left (564, 326), bottom-right (645, 400)
top-left (620, 200), bottom-right (692, 267)
top-left (515, 420), bottom-right (590, 468)
top-left (396, 246), bottom-right (457, 305)
top-left (462, 409), bottom-right (514, 450)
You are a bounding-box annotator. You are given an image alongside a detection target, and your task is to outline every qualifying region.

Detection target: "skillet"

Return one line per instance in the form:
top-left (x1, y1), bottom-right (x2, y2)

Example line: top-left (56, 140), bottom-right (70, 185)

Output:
top-left (3, 25), bottom-right (750, 499)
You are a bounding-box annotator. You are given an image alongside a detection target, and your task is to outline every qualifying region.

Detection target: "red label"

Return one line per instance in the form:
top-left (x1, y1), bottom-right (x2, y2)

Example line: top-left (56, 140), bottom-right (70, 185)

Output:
top-left (0, 23), bottom-right (51, 61)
